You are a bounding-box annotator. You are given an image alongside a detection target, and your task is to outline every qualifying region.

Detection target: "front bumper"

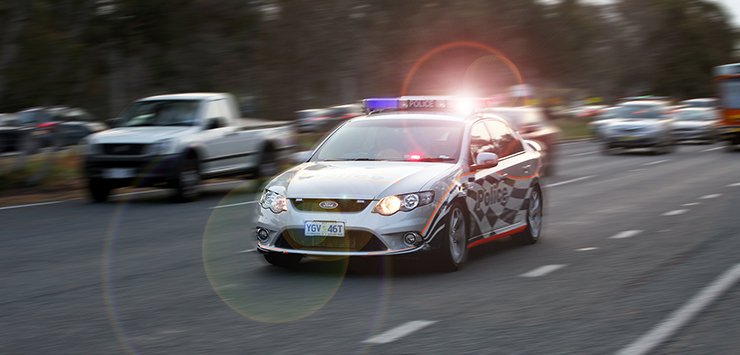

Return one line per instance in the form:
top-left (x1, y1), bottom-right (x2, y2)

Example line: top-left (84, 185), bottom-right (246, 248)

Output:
top-left (255, 201), bottom-right (438, 257)
top-left (83, 154), bottom-right (181, 187)
top-left (604, 133), bottom-right (662, 148)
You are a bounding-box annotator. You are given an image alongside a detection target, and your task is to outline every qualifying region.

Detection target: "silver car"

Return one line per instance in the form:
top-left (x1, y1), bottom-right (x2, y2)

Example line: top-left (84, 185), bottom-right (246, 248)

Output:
top-left (671, 107), bottom-right (719, 143)
top-left (601, 100), bottom-right (676, 154)
top-left (255, 97), bottom-right (544, 271)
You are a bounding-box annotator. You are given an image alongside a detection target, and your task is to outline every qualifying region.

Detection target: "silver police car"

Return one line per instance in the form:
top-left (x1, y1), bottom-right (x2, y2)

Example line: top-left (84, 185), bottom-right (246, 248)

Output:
top-left (255, 97), bottom-right (544, 271)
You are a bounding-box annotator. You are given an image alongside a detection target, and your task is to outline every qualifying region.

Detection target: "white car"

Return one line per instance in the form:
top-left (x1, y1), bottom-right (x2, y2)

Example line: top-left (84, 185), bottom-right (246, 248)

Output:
top-left (255, 97), bottom-right (545, 271)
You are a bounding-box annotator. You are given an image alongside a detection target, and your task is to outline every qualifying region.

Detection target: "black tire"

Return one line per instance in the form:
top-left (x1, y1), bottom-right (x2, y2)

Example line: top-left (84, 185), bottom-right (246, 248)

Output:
top-left (172, 157), bottom-right (201, 202)
top-left (89, 179), bottom-right (111, 203)
top-left (437, 202), bottom-right (468, 272)
top-left (512, 185), bottom-right (543, 245)
top-left (257, 148), bottom-right (278, 178)
top-left (264, 253), bottom-right (302, 267)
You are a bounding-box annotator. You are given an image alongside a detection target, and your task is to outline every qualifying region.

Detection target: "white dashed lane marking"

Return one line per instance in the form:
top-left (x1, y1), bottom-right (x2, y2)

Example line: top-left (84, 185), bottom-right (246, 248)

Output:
top-left (701, 146), bottom-right (724, 152)
top-left (609, 230), bottom-right (643, 239)
top-left (727, 182), bottom-right (740, 187)
top-left (362, 321), bottom-right (437, 344)
top-left (0, 201), bottom-right (65, 211)
top-left (210, 201), bottom-right (258, 209)
top-left (576, 247), bottom-right (599, 251)
top-left (570, 151), bottom-right (597, 157)
top-left (617, 263), bottom-right (740, 355)
top-left (544, 175), bottom-right (596, 188)
top-left (662, 209), bottom-right (688, 216)
top-left (699, 194), bottom-right (722, 199)
top-left (519, 265), bottom-right (567, 278)
top-left (642, 159), bottom-right (669, 166)
top-left (237, 249), bottom-right (256, 254)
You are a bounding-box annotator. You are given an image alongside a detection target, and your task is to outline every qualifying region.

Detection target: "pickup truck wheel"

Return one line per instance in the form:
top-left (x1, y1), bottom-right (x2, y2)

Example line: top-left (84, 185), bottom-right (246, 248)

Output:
top-left (257, 148), bottom-right (278, 178)
top-left (173, 157), bottom-right (201, 202)
top-left (89, 179), bottom-right (110, 203)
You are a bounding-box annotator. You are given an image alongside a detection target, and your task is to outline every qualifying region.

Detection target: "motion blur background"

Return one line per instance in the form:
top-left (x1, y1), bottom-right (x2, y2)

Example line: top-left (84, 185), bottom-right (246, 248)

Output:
top-left (0, 0), bottom-right (738, 121)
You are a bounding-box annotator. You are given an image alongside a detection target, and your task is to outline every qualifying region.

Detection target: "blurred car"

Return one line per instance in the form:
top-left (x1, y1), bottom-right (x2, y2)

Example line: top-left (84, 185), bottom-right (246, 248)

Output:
top-left (0, 107), bottom-right (105, 152)
top-left (679, 98), bottom-right (718, 109)
top-left (256, 96), bottom-right (545, 271)
top-left (671, 107), bottom-right (719, 143)
top-left (483, 106), bottom-right (561, 176)
top-left (295, 103), bottom-right (362, 133)
top-left (588, 106), bottom-right (618, 139)
top-left (601, 100), bottom-right (676, 154)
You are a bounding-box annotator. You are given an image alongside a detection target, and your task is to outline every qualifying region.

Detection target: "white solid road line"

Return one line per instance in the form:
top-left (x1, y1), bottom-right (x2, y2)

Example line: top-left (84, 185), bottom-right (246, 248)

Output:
top-left (662, 209), bottom-right (688, 216)
top-left (701, 146), bottom-right (724, 152)
top-left (210, 201), bottom-right (259, 209)
top-left (609, 230), bottom-right (643, 239)
top-left (642, 159), bottom-right (669, 166)
top-left (570, 151), bottom-right (597, 157)
top-left (0, 200), bottom-right (65, 211)
top-left (362, 320), bottom-right (437, 344)
top-left (616, 263), bottom-right (740, 355)
top-left (519, 264), bottom-right (567, 278)
top-left (699, 194), bottom-right (722, 199)
top-left (544, 175), bottom-right (597, 188)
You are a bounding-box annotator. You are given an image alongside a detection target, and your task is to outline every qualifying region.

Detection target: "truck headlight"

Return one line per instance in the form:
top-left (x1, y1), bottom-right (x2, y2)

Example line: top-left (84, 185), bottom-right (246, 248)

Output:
top-left (260, 189), bottom-right (288, 214)
top-left (148, 138), bottom-right (174, 155)
top-left (372, 191), bottom-right (434, 216)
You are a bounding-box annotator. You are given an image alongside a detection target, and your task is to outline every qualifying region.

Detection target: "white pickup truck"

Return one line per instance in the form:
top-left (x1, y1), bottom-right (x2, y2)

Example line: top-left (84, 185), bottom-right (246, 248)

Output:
top-left (81, 93), bottom-right (295, 202)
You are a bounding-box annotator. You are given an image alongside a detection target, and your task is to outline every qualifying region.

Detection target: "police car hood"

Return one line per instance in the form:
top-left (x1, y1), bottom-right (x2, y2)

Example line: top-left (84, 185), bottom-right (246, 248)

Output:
top-left (672, 120), bottom-right (712, 129)
top-left (278, 161), bottom-right (454, 200)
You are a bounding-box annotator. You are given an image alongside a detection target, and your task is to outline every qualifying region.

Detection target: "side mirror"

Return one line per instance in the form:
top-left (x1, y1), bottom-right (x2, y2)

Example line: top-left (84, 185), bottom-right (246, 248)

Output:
top-left (472, 152), bottom-right (498, 170)
top-left (206, 117), bottom-right (223, 130)
top-left (525, 140), bottom-right (543, 152)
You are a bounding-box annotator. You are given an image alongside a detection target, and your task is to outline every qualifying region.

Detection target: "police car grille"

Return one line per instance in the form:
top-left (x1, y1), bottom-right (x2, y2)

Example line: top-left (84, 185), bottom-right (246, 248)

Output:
top-left (291, 199), bottom-right (371, 213)
top-left (276, 230), bottom-right (387, 252)
top-left (102, 144), bottom-right (147, 155)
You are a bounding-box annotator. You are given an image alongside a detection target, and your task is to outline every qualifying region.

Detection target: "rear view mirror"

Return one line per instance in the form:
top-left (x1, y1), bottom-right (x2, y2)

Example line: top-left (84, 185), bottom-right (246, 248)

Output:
top-left (472, 152), bottom-right (498, 170)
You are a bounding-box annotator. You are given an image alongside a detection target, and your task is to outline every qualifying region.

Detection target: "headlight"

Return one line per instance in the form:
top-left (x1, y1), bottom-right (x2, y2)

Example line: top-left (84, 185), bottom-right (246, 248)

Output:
top-left (80, 137), bottom-right (101, 155)
top-left (147, 138), bottom-right (174, 155)
top-left (260, 189), bottom-right (287, 214)
top-left (372, 191), bottom-right (434, 216)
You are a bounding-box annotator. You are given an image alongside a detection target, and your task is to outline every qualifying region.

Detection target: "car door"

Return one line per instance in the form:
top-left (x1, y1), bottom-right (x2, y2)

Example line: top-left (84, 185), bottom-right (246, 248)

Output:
top-left (465, 120), bottom-right (505, 239)
top-left (485, 119), bottom-right (533, 229)
top-left (199, 99), bottom-right (244, 174)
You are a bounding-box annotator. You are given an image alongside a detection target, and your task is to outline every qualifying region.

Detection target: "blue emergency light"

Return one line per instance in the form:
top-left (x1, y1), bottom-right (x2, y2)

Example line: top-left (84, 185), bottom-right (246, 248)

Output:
top-left (363, 96), bottom-right (494, 114)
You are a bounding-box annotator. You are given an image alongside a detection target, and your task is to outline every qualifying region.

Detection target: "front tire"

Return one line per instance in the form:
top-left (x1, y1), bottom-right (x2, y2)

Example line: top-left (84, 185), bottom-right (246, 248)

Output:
top-left (438, 202), bottom-right (468, 272)
top-left (89, 179), bottom-right (111, 203)
top-left (172, 157), bottom-right (201, 202)
top-left (264, 253), bottom-right (302, 267)
top-left (512, 185), bottom-right (543, 245)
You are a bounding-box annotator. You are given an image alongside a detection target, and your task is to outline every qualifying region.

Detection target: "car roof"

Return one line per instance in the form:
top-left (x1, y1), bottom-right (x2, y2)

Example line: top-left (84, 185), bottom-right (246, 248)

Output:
top-left (141, 93), bottom-right (230, 101)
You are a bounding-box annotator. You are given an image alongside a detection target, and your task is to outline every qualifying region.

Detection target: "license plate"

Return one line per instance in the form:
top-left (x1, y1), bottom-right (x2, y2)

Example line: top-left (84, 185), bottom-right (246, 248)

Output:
top-left (618, 136), bottom-right (636, 141)
top-left (104, 168), bottom-right (135, 179)
top-left (304, 221), bottom-right (345, 237)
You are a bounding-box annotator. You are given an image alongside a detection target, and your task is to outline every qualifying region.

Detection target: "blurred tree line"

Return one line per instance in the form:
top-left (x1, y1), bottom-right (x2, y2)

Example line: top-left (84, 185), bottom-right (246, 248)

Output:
top-left (0, 0), bottom-right (736, 120)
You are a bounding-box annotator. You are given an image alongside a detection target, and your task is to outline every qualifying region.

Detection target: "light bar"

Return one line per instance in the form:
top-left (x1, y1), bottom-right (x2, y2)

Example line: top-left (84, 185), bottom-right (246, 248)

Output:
top-left (363, 96), bottom-right (494, 113)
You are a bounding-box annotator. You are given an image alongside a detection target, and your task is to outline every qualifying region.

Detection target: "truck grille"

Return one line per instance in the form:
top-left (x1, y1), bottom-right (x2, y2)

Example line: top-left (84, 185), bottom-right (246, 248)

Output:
top-left (291, 199), bottom-right (371, 213)
top-left (102, 144), bottom-right (147, 156)
top-left (276, 229), bottom-right (387, 252)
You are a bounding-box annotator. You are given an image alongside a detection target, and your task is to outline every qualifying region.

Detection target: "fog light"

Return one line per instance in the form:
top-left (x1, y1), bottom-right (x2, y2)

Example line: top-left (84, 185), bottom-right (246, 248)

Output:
top-left (256, 228), bottom-right (270, 242)
top-left (403, 232), bottom-right (422, 247)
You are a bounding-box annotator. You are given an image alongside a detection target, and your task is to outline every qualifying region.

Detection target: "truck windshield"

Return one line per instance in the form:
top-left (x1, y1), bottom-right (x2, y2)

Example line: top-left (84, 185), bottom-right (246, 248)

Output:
top-left (119, 100), bottom-right (200, 127)
top-left (312, 118), bottom-right (463, 162)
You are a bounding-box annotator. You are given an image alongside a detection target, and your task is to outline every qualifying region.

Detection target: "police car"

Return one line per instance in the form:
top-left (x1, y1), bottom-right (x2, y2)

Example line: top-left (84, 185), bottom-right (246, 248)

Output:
top-left (255, 97), bottom-right (544, 271)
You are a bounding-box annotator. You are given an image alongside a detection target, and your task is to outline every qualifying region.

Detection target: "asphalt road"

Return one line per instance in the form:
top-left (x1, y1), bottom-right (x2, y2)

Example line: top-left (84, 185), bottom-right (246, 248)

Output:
top-left (3, 140), bottom-right (740, 354)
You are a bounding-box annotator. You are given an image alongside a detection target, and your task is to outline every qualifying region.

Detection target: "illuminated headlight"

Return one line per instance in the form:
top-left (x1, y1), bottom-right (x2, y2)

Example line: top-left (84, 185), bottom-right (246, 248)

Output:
top-left (260, 189), bottom-right (288, 214)
top-left (147, 138), bottom-right (174, 155)
top-left (372, 191), bottom-right (434, 216)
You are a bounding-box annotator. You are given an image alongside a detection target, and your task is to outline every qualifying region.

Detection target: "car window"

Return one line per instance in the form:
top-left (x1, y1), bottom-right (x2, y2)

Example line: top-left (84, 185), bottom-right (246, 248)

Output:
top-left (675, 110), bottom-right (714, 121)
top-left (614, 104), bottom-right (665, 119)
top-left (469, 121), bottom-right (495, 162)
top-left (485, 120), bottom-right (524, 158)
top-left (119, 100), bottom-right (200, 127)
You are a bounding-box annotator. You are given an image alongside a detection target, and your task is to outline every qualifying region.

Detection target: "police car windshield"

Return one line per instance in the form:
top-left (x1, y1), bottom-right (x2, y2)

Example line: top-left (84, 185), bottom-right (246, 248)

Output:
top-left (312, 119), bottom-right (463, 162)
top-left (675, 110), bottom-right (714, 121)
top-left (119, 100), bottom-right (200, 127)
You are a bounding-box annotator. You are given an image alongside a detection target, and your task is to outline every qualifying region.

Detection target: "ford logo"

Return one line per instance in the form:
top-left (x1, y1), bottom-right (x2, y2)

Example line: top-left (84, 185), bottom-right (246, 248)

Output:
top-left (319, 201), bottom-right (338, 209)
